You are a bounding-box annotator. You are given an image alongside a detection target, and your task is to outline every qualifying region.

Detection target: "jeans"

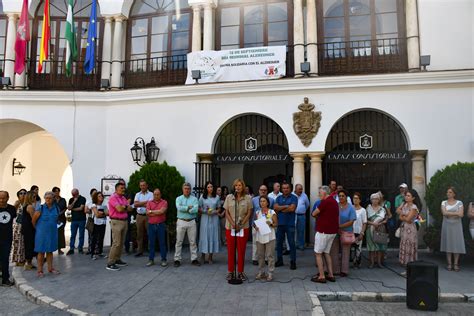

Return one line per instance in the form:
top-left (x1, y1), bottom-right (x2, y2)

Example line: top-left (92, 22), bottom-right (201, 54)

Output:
top-left (276, 225), bottom-right (296, 262)
top-left (70, 220), bottom-right (86, 250)
top-left (1, 240), bottom-right (12, 283)
top-left (148, 223), bottom-right (167, 261)
top-left (296, 214), bottom-right (306, 249)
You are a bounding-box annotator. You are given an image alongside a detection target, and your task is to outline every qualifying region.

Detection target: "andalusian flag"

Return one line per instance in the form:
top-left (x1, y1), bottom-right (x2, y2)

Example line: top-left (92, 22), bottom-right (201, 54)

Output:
top-left (65, 0), bottom-right (78, 77)
top-left (38, 0), bottom-right (50, 73)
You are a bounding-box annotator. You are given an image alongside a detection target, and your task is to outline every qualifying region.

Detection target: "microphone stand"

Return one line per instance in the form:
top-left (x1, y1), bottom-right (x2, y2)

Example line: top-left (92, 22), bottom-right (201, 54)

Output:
top-left (228, 192), bottom-right (243, 285)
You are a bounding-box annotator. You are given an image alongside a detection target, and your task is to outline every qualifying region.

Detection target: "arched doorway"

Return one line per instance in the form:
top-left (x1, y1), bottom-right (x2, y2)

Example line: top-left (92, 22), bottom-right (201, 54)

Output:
top-left (195, 114), bottom-right (292, 195)
top-left (323, 110), bottom-right (410, 204)
top-left (0, 119), bottom-right (73, 199)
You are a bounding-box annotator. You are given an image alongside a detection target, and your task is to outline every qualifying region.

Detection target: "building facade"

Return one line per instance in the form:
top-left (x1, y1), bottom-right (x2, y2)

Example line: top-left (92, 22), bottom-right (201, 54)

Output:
top-left (0, 0), bottom-right (473, 241)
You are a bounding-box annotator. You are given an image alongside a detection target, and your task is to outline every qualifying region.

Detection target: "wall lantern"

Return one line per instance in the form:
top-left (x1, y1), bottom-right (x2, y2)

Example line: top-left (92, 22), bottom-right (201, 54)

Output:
top-left (130, 137), bottom-right (160, 166)
top-left (12, 158), bottom-right (26, 176)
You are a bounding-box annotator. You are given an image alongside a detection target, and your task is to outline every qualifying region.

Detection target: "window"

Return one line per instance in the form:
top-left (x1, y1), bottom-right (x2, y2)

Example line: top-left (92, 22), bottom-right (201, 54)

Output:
top-left (217, 0), bottom-right (291, 50)
top-left (33, 0), bottom-right (103, 74)
top-left (318, 0), bottom-right (404, 58)
top-left (128, 0), bottom-right (191, 72)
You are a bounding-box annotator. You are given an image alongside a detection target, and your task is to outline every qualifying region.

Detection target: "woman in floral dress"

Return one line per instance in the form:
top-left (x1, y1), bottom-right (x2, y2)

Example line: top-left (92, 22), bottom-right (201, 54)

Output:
top-left (397, 189), bottom-right (420, 268)
top-left (11, 189), bottom-right (27, 266)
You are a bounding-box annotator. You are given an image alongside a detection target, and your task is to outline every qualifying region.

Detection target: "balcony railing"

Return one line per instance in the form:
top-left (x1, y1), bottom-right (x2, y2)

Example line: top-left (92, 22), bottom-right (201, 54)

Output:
top-left (318, 37), bottom-right (407, 75)
top-left (13, 37), bottom-right (407, 91)
top-left (123, 54), bottom-right (188, 89)
top-left (28, 59), bottom-right (102, 91)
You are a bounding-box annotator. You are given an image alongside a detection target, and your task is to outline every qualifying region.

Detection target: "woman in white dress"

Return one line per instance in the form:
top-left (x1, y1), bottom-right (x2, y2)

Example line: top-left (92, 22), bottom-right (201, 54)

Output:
top-left (440, 187), bottom-right (465, 272)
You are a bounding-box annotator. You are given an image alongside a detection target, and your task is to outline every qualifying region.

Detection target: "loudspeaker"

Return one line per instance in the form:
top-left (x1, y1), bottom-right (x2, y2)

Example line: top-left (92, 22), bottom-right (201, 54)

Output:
top-left (406, 261), bottom-right (438, 311)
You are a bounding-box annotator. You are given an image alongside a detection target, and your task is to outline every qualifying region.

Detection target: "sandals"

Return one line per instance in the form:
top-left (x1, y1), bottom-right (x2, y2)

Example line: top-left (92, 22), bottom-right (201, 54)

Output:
top-left (48, 269), bottom-right (61, 275)
top-left (454, 264), bottom-right (460, 272)
top-left (37, 271), bottom-right (44, 278)
top-left (446, 265), bottom-right (453, 271)
top-left (311, 276), bottom-right (326, 283)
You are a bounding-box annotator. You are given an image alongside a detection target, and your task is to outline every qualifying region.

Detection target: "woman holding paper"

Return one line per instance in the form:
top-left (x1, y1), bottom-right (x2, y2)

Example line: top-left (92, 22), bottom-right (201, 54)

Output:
top-left (254, 196), bottom-right (278, 281)
top-left (224, 179), bottom-right (252, 281)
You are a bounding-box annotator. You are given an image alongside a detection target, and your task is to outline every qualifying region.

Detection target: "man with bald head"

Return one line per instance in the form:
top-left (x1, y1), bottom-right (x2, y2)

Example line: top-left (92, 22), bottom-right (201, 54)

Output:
top-left (0, 191), bottom-right (16, 286)
top-left (67, 189), bottom-right (86, 255)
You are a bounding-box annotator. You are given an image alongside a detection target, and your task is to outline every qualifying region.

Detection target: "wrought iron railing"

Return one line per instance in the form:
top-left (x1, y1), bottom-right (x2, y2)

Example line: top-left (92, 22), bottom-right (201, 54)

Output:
top-left (0, 58), bottom-right (5, 78)
top-left (28, 59), bottom-right (102, 91)
top-left (317, 37), bottom-right (407, 75)
top-left (123, 54), bottom-right (188, 89)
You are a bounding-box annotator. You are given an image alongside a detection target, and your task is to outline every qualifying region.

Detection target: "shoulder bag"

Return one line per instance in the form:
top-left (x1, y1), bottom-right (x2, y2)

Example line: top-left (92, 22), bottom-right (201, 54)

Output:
top-left (340, 230), bottom-right (356, 245)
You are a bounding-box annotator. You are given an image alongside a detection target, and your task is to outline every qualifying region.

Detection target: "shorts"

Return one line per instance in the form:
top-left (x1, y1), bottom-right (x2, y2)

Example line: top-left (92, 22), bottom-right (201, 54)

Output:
top-left (314, 232), bottom-right (336, 254)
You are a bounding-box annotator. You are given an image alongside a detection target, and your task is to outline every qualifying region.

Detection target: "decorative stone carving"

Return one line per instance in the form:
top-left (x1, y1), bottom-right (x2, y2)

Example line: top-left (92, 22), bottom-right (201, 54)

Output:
top-left (293, 97), bottom-right (322, 147)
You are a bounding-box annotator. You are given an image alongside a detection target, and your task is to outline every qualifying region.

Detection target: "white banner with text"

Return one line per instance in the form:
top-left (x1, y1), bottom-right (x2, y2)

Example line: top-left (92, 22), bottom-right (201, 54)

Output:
top-left (185, 46), bottom-right (287, 84)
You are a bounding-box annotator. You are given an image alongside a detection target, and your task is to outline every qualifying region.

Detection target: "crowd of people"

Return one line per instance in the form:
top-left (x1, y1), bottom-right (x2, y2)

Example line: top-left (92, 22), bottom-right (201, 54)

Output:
top-left (0, 178), bottom-right (473, 286)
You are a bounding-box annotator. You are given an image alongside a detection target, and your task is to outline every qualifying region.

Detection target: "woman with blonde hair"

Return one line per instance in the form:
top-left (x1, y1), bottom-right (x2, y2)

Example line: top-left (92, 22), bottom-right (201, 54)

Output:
top-left (223, 178), bottom-right (252, 281)
top-left (22, 191), bottom-right (37, 270)
top-left (440, 187), bottom-right (465, 272)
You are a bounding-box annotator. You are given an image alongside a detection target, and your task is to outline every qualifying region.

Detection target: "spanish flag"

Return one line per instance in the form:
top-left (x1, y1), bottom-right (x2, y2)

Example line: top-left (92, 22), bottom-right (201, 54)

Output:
top-left (38, 0), bottom-right (50, 73)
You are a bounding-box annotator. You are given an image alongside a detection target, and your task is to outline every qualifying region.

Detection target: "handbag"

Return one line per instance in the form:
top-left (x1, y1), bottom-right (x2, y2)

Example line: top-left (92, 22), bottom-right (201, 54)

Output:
top-left (373, 228), bottom-right (389, 245)
top-left (86, 217), bottom-right (94, 233)
top-left (340, 231), bottom-right (356, 245)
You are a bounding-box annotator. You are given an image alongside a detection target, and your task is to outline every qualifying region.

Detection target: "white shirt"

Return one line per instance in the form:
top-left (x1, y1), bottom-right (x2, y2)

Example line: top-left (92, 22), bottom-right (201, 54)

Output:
top-left (268, 191), bottom-right (282, 201)
top-left (92, 203), bottom-right (108, 225)
top-left (353, 207), bottom-right (367, 234)
top-left (134, 191), bottom-right (153, 214)
top-left (255, 209), bottom-right (276, 244)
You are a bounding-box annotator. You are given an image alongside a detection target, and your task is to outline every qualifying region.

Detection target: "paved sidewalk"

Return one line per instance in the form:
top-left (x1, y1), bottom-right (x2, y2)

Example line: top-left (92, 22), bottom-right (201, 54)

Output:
top-left (12, 246), bottom-right (474, 315)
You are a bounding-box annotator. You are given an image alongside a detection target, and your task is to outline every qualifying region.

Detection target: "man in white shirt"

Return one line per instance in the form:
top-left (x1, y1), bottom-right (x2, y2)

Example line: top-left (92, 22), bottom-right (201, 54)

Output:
top-left (294, 184), bottom-right (310, 250)
top-left (268, 182), bottom-right (282, 201)
top-left (134, 180), bottom-right (153, 257)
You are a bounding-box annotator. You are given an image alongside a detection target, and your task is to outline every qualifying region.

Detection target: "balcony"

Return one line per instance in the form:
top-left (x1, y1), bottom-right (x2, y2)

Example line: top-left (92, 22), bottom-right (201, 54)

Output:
top-left (28, 59), bottom-right (102, 91)
top-left (13, 37), bottom-right (407, 91)
top-left (318, 37), bottom-right (408, 75)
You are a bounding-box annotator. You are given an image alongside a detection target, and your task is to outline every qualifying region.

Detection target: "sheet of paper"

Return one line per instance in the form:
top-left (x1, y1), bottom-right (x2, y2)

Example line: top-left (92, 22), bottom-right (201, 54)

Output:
top-left (254, 217), bottom-right (271, 235)
top-left (231, 229), bottom-right (244, 237)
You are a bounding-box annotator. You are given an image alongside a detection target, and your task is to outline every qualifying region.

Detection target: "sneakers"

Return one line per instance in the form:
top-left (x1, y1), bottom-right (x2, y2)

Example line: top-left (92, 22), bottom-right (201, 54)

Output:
top-left (174, 261), bottom-right (181, 267)
top-left (66, 249), bottom-right (74, 256)
top-left (135, 253), bottom-right (143, 258)
top-left (146, 260), bottom-right (154, 267)
top-left (275, 260), bottom-right (284, 267)
top-left (106, 264), bottom-right (121, 271)
top-left (290, 261), bottom-right (297, 270)
top-left (191, 260), bottom-right (201, 266)
top-left (1, 280), bottom-right (14, 287)
top-left (160, 261), bottom-right (168, 267)
top-left (115, 260), bottom-right (128, 267)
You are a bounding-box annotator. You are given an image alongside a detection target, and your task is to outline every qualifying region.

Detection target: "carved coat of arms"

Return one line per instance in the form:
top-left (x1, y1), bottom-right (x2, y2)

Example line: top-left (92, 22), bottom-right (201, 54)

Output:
top-left (293, 97), bottom-right (322, 147)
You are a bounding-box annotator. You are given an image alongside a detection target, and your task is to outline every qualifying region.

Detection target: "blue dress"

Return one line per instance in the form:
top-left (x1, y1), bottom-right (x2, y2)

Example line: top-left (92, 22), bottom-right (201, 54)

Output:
top-left (199, 196), bottom-right (221, 254)
top-left (34, 204), bottom-right (59, 253)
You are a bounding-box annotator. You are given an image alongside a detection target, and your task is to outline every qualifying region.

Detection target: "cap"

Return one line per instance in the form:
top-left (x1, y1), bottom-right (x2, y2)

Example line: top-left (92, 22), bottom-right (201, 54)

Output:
top-left (399, 183), bottom-right (408, 189)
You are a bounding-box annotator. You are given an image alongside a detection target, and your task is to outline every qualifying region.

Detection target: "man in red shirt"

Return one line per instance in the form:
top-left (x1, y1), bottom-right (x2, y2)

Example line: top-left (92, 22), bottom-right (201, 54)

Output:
top-left (311, 185), bottom-right (339, 283)
top-left (146, 188), bottom-right (168, 267)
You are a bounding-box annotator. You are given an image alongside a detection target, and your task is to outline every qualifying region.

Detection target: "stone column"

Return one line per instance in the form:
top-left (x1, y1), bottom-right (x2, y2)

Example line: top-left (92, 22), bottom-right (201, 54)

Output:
top-left (291, 153), bottom-right (306, 188)
top-left (411, 150), bottom-right (427, 208)
top-left (306, 0), bottom-right (318, 76)
top-left (101, 16), bottom-right (113, 86)
top-left (309, 152), bottom-right (324, 243)
top-left (192, 5), bottom-right (202, 52)
top-left (293, 0), bottom-right (305, 77)
top-left (110, 16), bottom-right (124, 90)
top-left (4, 13), bottom-right (18, 87)
top-left (406, 0), bottom-right (420, 71)
top-left (202, 3), bottom-right (215, 51)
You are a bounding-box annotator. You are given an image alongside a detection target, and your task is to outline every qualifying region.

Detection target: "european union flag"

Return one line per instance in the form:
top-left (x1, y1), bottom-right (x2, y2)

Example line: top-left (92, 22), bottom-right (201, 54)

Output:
top-left (84, 0), bottom-right (97, 74)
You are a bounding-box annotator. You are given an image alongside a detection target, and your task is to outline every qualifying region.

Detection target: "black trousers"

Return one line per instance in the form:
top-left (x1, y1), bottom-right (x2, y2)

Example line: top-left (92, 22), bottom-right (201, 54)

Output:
top-left (23, 228), bottom-right (36, 261)
top-left (0, 240), bottom-right (12, 283)
top-left (90, 224), bottom-right (106, 256)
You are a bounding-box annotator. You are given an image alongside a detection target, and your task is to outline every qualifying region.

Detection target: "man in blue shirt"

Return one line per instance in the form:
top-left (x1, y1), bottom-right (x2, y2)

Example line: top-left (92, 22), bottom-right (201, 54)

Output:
top-left (294, 184), bottom-right (310, 250)
top-left (274, 183), bottom-right (298, 270)
top-left (251, 185), bottom-right (274, 265)
top-left (174, 183), bottom-right (200, 267)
